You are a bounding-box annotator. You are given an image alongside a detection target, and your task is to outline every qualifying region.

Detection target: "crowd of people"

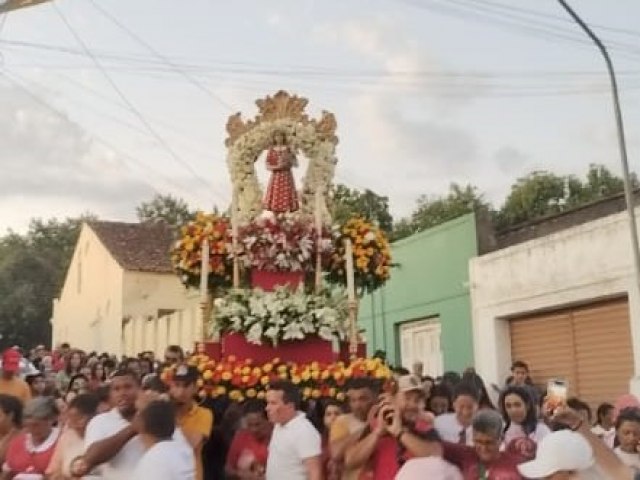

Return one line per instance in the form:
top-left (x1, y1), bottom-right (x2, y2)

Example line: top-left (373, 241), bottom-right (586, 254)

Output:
top-left (0, 343), bottom-right (637, 479)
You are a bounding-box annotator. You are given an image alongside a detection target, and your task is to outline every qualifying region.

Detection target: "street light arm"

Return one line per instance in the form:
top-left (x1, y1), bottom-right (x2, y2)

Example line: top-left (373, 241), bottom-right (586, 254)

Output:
top-left (557, 0), bottom-right (640, 303)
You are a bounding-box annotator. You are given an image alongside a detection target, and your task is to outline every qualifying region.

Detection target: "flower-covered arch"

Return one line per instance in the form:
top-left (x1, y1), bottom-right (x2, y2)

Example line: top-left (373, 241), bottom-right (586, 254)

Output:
top-left (225, 91), bottom-right (339, 223)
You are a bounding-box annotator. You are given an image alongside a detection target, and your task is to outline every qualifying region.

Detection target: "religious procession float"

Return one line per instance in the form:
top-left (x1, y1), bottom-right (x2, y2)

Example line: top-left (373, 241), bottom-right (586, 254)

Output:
top-left (166, 91), bottom-right (393, 402)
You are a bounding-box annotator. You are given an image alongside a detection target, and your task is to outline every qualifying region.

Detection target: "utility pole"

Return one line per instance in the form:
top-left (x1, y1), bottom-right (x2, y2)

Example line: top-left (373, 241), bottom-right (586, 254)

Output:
top-left (0, 0), bottom-right (52, 14)
top-left (557, 0), bottom-right (640, 299)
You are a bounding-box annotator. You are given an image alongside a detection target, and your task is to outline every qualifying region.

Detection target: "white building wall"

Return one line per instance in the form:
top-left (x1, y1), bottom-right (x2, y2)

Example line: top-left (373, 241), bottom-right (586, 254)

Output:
top-left (469, 209), bottom-right (640, 394)
top-left (52, 225), bottom-right (203, 358)
top-left (51, 225), bottom-right (124, 355)
top-left (121, 271), bottom-right (200, 357)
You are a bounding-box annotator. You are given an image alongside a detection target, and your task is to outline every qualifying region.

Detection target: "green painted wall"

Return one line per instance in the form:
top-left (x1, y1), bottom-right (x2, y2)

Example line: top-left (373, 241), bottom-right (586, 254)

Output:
top-left (359, 213), bottom-right (478, 372)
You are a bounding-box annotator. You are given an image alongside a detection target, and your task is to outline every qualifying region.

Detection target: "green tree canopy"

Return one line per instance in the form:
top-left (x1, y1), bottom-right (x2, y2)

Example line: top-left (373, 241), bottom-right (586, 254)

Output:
top-left (330, 184), bottom-right (393, 233)
top-left (0, 215), bottom-right (94, 349)
top-left (391, 183), bottom-right (487, 241)
top-left (136, 194), bottom-right (195, 229)
top-left (496, 165), bottom-right (634, 229)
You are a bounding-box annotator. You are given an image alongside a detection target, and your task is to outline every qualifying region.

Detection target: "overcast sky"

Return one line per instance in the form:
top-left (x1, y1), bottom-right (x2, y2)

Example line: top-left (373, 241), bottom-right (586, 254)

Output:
top-left (1, 0), bottom-right (639, 233)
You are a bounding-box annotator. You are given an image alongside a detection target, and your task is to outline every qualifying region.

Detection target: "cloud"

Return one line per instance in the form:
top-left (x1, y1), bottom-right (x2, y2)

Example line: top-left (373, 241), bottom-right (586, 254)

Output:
top-left (0, 82), bottom-right (156, 229)
top-left (494, 146), bottom-right (530, 175)
top-left (349, 94), bottom-right (477, 175)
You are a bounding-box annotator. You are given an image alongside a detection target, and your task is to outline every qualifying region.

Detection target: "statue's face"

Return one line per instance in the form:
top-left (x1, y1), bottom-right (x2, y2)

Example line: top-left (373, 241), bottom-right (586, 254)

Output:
top-left (274, 132), bottom-right (285, 145)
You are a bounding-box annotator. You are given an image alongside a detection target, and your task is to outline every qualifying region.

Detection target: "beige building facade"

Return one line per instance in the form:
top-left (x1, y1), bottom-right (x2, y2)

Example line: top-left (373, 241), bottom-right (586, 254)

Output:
top-left (51, 221), bottom-right (201, 357)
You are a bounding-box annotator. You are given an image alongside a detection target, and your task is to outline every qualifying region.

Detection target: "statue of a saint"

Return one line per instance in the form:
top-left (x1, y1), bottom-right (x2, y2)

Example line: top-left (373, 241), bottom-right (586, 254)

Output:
top-left (262, 130), bottom-right (299, 213)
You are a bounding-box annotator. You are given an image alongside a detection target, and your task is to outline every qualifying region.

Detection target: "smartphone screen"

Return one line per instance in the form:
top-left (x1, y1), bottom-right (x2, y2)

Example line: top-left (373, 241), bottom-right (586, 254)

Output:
top-left (547, 379), bottom-right (568, 402)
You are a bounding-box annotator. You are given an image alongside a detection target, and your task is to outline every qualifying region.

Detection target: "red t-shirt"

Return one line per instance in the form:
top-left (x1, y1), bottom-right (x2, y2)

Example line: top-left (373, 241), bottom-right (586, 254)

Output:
top-left (4, 429), bottom-right (59, 476)
top-left (226, 429), bottom-right (270, 471)
top-left (368, 418), bottom-right (433, 480)
top-left (443, 443), bottom-right (523, 480)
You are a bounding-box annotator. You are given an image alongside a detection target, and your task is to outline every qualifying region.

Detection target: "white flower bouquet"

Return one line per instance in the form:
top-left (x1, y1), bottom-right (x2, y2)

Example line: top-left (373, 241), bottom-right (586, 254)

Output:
top-left (214, 286), bottom-right (349, 346)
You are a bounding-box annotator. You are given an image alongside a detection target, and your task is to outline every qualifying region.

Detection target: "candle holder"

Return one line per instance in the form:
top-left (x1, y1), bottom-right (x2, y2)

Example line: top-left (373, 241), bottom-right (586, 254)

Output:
top-left (348, 299), bottom-right (359, 359)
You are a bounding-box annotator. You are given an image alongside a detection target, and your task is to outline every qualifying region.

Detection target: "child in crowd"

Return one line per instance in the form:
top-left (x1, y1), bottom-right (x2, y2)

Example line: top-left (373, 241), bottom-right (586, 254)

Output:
top-left (614, 407), bottom-right (640, 471)
top-left (592, 402), bottom-right (616, 448)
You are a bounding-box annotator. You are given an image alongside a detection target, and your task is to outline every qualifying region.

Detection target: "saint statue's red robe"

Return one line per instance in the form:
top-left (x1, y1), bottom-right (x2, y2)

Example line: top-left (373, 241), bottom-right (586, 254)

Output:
top-left (263, 146), bottom-right (299, 213)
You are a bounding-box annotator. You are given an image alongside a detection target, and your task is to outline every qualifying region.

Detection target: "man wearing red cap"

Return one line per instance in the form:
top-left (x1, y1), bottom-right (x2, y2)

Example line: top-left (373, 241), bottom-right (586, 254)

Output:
top-left (0, 349), bottom-right (31, 404)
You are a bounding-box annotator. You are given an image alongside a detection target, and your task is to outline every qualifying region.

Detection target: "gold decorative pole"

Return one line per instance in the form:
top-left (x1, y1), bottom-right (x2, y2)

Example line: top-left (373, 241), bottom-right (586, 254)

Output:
top-left (199, 239), bottom-right (210, 342)
top-left (232, 189), bottom-right (241, 290)
top-left (344, 238), bottom-right (358, 358)
top-left (314, 189), bottom-right (323, 293)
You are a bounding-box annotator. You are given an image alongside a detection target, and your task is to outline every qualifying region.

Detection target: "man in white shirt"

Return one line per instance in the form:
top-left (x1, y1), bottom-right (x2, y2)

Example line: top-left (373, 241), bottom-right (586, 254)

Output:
top-left (434, 383), bottom-right (478, 446)
top-left (133, 400), bottom-right (195, 480)
top-left (265, 380), bottom-right (322, 480)
top-left (70, 369), bottom-right (189, 480)
top-left (71, 369), bottom-right (143, 480)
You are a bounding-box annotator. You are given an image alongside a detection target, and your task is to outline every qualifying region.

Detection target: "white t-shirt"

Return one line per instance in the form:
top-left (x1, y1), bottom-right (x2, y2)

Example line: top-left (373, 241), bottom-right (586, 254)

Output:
top-left (84, 408), bottom-right (145, 480)
top-left (266, 412), bottom-right (321, 480)
top-left (84, 408), bottom-right (191, 480)
top-left (132, 440), bottom-right (195, 480)
top-left (503, 422), bottom-right (551, 447)
top-left (615, 447), bottom-right (640, 471)
top-left (591, 425), bottom-right (616, 449)
top-left (434, 413), bottom-right (473, 446)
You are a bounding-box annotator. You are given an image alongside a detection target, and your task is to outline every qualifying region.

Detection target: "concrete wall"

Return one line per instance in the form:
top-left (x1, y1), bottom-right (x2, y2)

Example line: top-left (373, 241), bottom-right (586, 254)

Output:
top-left (359, 214), bottom-right (478, 371)
top-left (469, 208), bottom-right (640, 393)
top-left (51, 225), bottom-right (124, 355)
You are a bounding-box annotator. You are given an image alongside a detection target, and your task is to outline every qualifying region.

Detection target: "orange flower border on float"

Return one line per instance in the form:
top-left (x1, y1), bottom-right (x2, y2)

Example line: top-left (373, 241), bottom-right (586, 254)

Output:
top-left (161, 355), bottom-right (392, 403)
top-left (170, 212), bottom-right (234, 290)
top-left (326, 217), bottom-right (392, 294)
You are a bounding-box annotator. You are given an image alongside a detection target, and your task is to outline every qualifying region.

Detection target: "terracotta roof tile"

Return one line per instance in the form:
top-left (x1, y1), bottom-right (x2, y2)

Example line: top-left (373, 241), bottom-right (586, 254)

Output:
top-left (88, 221), bottom-right (175, 273)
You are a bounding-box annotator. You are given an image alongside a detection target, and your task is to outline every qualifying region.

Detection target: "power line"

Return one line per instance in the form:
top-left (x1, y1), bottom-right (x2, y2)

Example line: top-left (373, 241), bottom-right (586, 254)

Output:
top-left (86, 0), bottom-right (235, 112)
top-left (7, 57), bottom-right (640, 97)
top-left (12, 70), bottom-right (217, 162)
top-left (396, 0), bottom-right (640, 63)
top-left (0, 70), bottom-right (165, 198)
top-left (5, 37), bottom-right (640, 81)
top-left (50, 2), bottom-right (225, 206)
top-left (465, 0), bottom-right (640, 39)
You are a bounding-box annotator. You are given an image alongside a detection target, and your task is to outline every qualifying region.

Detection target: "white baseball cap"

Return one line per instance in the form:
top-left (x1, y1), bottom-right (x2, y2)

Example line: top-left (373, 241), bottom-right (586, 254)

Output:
top-left (396, 457), bottom-right (463, 480)
top-left (518, 430), bottom-right (594, 478)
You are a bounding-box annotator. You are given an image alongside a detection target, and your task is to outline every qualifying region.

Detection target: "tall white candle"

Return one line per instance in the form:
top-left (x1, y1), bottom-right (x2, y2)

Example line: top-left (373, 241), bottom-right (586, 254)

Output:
top-left (231, 190), bottom-right (239, 242)
top-left (200, 238), bottom-right (210, 300)
top-left (231, 190), bottom-right (240, 289)
top-left (345, 238), bottom-right (355, 301)
top-left (315, 189), bottom-right (323, 234)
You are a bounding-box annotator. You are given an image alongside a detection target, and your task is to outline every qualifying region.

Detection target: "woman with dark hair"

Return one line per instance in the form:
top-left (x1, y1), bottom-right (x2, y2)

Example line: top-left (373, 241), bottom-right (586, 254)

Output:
top-left (0, 394), bottom-right (22, 466)
top-left (499, 386), bottom-right (550, 449)
top-left (67, 374), bottom-right (90, 396)
top-left (55, 350), bottom-right (83, 394)
top-left (592, 402), bottom-right (616, 448)
top-left (317, 400), bottom-right (345, 480)
top-left (88, 362), bottom-right (106, 391)
top-left (225, 399), bottom-right (272, 480)
top-left (427, 384), bottom-right (452, 416)
top-left (461, 371), bottom-right (495, 410)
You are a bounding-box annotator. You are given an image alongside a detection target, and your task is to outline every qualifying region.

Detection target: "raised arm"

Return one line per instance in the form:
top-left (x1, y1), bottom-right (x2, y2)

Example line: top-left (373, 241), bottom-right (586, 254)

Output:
top-left (554, 409), bottom-right (633, 480)
top-left (71, 424), bottom-right (137, 477)
top-left (386, 409), bottom-right (441, 458)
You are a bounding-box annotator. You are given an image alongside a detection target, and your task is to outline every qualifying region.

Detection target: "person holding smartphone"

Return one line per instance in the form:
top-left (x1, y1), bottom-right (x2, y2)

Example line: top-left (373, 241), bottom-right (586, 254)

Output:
top-left (344, 375), bottom-right (434, 480)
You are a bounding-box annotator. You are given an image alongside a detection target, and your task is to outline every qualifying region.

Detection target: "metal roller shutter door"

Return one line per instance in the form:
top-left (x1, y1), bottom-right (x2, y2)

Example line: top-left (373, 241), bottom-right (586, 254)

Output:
top-left (510, 298), bottom-right (633, 408)
top-left (571, 300), bottom-right (633, 408)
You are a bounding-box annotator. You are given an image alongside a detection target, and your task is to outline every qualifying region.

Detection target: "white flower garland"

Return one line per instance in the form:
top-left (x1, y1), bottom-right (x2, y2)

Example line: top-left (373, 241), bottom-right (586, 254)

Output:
top-left (227, 119), bottom-right (337, 222)
top-left (214, 286), bottom-right (349, 346)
